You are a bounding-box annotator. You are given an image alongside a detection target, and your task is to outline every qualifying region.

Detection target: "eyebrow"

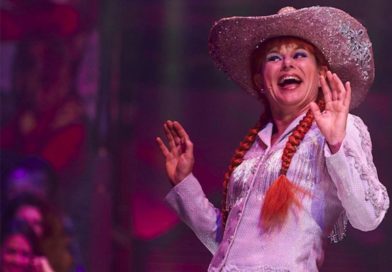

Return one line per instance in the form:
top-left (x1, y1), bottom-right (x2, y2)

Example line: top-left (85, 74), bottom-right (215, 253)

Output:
top-left (268, 44), bottom-right (308, 53)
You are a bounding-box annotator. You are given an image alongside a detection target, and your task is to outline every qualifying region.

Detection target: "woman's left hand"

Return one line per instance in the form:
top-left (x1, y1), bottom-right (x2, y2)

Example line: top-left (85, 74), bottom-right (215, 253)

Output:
top-left (310, 71), bottom-right (351, 154)
top-left (32, 257), bottom-right (55, 272)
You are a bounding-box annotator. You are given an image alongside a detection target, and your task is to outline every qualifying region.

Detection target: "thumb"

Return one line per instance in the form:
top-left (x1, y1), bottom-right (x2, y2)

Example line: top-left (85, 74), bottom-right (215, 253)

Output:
top-left (183, 138), bottom-right (194, 159)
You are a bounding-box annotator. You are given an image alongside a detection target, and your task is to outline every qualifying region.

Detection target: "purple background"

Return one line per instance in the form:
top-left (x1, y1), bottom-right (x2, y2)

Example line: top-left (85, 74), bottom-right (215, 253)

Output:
top-left (1, 0), bottom-right (391, 271)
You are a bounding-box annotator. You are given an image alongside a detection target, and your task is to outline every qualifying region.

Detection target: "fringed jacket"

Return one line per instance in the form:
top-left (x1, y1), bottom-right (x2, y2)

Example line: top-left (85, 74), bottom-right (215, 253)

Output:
top-left (166, 113), bottom-right (389, 272)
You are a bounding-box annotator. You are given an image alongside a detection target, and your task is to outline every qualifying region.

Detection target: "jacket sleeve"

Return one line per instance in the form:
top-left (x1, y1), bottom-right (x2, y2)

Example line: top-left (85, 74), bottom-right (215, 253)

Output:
top-left (325, 115), bottom-right (389, 231)
top-left (165, 173), bottom-right (222, 254)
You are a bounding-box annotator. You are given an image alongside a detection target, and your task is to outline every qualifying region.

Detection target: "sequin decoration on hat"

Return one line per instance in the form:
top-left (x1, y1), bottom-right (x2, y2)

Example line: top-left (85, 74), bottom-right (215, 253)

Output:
top-left (208, 6), bottom-right (374, 109)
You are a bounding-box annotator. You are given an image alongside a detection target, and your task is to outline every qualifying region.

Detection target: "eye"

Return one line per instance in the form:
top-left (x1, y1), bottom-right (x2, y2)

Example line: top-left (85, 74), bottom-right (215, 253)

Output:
top-left (265, 53), bottom-right (282, 62)
top-left (293, 50), bottom-right (308, 59)
top-left (5, 248), bottom-right (17, 255)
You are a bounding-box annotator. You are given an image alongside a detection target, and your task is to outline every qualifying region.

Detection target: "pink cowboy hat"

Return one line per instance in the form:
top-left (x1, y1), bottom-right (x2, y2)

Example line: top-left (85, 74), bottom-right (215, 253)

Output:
top-left (208, 6), bottom-right (374, 109)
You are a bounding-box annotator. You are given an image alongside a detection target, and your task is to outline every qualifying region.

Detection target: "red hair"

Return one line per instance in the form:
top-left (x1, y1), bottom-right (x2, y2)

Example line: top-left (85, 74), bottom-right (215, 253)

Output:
top-left (221, 105), bottom-right (270, 227)
top-left (260, 100), bottom-right (325, 231)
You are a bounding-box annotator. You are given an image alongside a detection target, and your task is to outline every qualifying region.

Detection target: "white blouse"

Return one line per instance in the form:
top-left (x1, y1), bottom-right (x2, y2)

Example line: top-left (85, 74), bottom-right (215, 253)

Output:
top-left (165, 113), bottom-right (389, 272)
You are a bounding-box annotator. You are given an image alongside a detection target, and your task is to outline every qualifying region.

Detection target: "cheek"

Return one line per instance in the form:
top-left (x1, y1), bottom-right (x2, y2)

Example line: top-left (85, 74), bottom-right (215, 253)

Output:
top-left (261, 70), bottom-right (275, 88)
top-left (310, 71), bottom-right (321, 89)
top-left (2, 252), bottom-right (13, 263)
top-left (302, 64), bottom-right (320, 85)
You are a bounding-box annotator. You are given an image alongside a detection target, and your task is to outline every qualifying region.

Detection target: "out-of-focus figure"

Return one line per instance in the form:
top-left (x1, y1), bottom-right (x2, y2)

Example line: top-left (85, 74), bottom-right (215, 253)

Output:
top-left (0, 37), bottom-right (87, 176)
top-left (1, 219), bottom-right (41, 272)
top-left (1, 157), bottom-right (86, 272)
top-left (1, 156), bottom-right (57, 205)
top-left (2, 194), bottom-right (73, 272)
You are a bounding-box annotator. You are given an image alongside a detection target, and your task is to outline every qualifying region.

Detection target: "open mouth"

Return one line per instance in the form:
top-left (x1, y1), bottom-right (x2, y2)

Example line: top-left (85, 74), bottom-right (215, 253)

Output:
top-left (278, 75), bottom-right (302, 88)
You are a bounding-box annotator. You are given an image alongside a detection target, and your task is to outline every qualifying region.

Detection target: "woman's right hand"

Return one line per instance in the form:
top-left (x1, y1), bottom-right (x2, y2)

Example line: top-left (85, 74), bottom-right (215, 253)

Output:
top-left (156, 120), bottom-right (194, 186)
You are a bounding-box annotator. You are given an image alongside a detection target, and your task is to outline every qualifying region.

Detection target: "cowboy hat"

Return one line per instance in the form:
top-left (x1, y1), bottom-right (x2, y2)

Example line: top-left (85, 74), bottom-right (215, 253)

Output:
top-left (208, 6), bottom-right (374, 109)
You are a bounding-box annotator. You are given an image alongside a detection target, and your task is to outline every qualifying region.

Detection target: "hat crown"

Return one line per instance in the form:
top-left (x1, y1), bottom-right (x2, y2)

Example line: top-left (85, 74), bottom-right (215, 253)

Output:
top-left (277, 6), bottom-right (297, 14)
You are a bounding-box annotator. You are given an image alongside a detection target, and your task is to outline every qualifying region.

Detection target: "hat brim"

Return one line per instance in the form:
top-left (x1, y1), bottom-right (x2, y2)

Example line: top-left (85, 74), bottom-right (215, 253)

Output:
top-left (208, 6), bottom-right (374, 109)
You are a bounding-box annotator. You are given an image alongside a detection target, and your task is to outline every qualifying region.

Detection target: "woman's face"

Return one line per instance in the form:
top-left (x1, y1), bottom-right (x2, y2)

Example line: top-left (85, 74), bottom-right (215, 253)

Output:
top-left (16, 205), bottom-right (44, 238)
top-left (1, 234), bottom-right (33, 272)
top-left (257, 40), bottom-right (325, 116)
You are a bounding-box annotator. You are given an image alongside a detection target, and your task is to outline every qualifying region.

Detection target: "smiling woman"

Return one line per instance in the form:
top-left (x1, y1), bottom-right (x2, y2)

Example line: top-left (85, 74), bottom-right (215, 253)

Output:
top-left (253, 38), bottom-right (326, 122)
top-left (157, 6), bottom-right (389, 271)
top-left (2, 194), bottom-right (72, 272)
top-left (1, 219), bottom-right (38, 272)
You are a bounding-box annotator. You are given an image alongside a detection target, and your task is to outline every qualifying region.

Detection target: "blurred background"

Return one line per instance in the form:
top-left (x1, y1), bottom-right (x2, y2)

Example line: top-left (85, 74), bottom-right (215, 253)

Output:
top-left (0, 0), bottom-right (391, 271)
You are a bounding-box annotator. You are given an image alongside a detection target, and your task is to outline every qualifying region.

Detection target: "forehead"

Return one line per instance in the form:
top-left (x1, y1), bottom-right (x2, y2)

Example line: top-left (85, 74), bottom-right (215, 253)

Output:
top-left (264, 38), bottom-right (315, 53)
top-left (17, 205), bottom-right (42, 219)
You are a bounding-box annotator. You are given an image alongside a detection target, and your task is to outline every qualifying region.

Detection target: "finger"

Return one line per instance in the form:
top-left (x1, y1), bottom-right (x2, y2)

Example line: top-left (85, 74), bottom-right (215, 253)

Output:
top-left (172, 121), bottom-right (194, 156)
top-left (332, 73), bottom-right (346, 101)
top-left (167, 120), bottom-right (181, 145)
top-left (319, 74), bottom-right (332, 104)
top-left (183, 137), bottom-right (194, 158)
top-left (40, 257), bottom-right (54, 272)
top-left (156, 137), bottom-right (171, 158)
top-left (326, 71), bottom-right (338, 100)
top-left (172, 121), bottom-right (192, 142)
top-left (163, 121), bottom-right (176, 149)
top-left (343, 81), bottom-right (351, 108)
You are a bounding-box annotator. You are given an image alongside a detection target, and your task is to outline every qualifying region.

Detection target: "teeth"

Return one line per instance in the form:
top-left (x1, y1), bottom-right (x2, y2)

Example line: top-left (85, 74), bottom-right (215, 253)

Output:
top-left (279, 75), bottom-right (301, 84)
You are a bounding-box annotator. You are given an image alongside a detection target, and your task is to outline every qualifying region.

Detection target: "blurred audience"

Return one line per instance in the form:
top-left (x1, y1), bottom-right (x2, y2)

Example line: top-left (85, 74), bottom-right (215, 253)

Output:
top-left (0, 157), bottom-right (86, 271)
top-left (0, 37), bottom-right (87, 175)
top-left (1, 218), bottom-right (53, 272)
top-left (1, 157), bottom-right (86, 272)
top-left (1, 156), bottom-right (57, 207)
top-left (1, 1), bottom-right (96, 271)
top-left (2, 194), bottom-right (73, 272)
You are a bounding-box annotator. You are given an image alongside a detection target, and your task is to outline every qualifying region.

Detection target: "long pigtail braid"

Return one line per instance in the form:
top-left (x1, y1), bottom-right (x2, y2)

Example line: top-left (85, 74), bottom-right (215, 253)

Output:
top-left (221, 110), bottom-right (271, 228)
top-left (261, 99), bottom-right (326, 231)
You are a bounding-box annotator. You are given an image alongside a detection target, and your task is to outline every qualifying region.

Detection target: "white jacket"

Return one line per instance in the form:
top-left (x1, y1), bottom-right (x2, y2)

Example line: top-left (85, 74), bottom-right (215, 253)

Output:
top-left (166, 114), bottom-right (389, 271)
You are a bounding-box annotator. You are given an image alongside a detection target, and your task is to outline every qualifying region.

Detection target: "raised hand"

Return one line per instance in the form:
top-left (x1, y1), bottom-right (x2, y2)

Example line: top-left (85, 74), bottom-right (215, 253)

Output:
top-left (156, 120), bottom-right (195, 186)
top-left (310, 71), bottom-right (351, 153)
top-left (32, 257), bottom-right (54, 272)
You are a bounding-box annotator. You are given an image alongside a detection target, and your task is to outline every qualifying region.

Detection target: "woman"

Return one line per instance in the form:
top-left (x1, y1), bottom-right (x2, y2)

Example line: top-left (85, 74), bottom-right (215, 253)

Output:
top-left (156, 6), bottom-right (389, 271)
top-left (2, 194), bottom-right (72, 272)
top-left (1, 219), bottom-right (53, 272)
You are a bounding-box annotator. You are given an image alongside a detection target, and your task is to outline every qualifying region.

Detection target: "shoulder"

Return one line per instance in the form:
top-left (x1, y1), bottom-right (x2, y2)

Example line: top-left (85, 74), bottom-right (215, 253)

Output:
top-left (346, 114), bottom-right (371, 139)
top-left (347, 113), bottom-right (366, 128)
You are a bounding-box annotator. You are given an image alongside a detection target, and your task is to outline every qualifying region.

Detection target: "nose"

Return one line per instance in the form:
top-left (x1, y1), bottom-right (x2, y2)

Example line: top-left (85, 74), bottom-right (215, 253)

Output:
top-left (282, 56), bottom-right (293, 70)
